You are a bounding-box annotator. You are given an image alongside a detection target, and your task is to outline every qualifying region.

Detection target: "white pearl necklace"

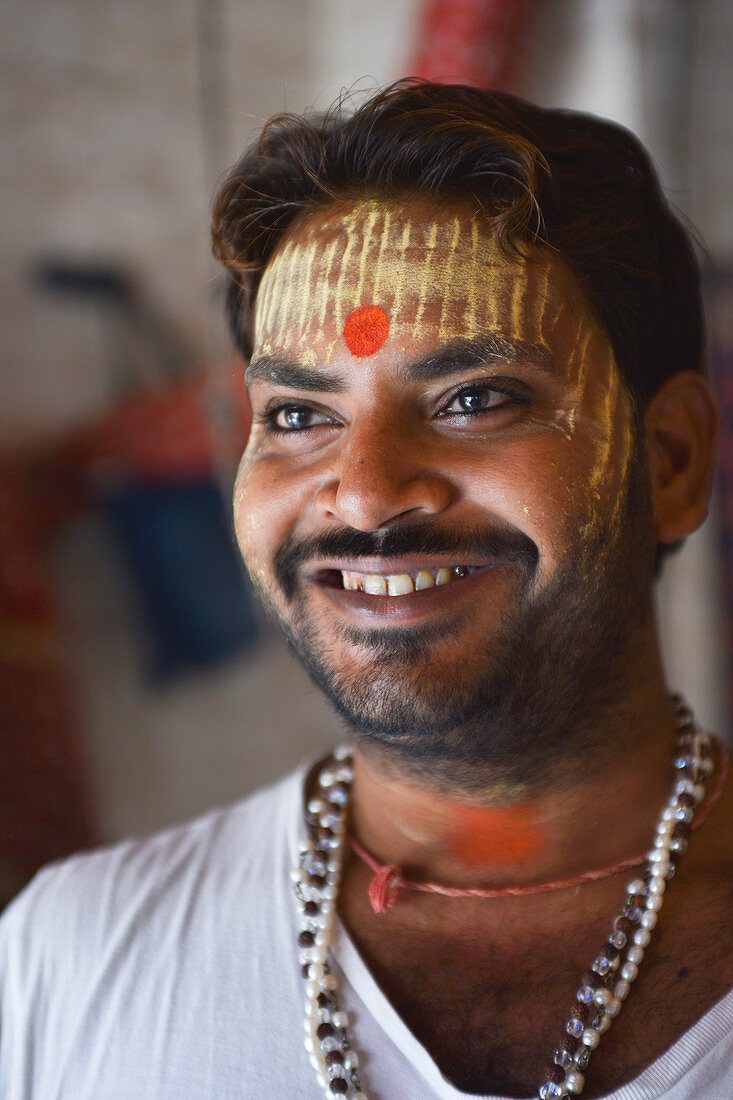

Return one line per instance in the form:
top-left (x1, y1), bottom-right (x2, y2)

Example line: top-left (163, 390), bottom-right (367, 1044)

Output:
top-left (292, 700), bottom-right (716, 1099)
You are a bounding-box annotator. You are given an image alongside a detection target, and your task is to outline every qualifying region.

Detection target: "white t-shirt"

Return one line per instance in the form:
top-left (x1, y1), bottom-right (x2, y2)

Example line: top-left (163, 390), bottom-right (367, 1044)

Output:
top-left (1, 765), bottom-right (732, 1099)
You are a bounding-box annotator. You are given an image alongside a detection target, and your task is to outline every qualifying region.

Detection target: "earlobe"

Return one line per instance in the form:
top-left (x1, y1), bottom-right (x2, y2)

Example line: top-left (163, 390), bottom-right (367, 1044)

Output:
top-left (644, 370), bottom-right (720, 544)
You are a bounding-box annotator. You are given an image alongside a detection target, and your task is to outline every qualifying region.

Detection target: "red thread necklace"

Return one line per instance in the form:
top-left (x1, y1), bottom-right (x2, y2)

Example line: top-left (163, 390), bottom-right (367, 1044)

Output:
top-left (349, 738), bottom-right (729, 914)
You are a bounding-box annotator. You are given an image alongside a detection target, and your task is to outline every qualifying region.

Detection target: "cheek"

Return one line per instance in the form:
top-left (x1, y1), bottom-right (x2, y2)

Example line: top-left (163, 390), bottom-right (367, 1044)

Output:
top-left (458, 439), bottom-right (588, 544)
top-left (232, 453), bottom-right (308, 578)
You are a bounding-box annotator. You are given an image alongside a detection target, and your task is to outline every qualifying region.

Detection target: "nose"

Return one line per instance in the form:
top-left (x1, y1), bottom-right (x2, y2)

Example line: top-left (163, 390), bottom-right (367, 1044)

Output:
top-left (314, 416), bottom-right (456, 531)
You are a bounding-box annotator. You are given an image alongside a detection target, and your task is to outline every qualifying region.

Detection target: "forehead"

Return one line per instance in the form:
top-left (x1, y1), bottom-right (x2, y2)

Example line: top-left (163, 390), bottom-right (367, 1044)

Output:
top-left (253, 198), bottom-right (610, 372)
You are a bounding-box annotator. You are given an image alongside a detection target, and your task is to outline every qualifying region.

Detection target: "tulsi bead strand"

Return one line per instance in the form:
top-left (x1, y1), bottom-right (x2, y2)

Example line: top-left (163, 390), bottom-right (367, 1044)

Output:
top-left (293, 703), bottom-right (721, 1100)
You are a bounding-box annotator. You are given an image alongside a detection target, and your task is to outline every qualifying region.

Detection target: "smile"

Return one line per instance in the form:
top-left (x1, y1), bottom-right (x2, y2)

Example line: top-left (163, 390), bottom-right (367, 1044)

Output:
top-left (341, 565), bottom-right (478, 595)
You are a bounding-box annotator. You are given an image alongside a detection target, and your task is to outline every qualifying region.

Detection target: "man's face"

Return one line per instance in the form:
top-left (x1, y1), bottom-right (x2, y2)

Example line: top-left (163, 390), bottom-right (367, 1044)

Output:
top-left (234, 199), bottom-right (656, 785)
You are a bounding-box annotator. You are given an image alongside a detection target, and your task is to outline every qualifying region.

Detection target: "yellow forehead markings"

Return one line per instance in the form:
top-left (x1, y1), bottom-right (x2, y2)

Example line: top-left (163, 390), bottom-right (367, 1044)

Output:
top-left (293, 239), bottom-right (317, 339)
top-left (388, 219), bottom-right (412, 321)
top-left (372, 209), bottom-right (393, 303)
top-left (276, 241), bottom-right (298, 336)
top-left (533, 266), bottom-right (553, 342)
top-left (437, 217), bottom-right (462, 342)
top-left (354, 206), bottom-right (380, 305)
top-left (318, 238), bottom-right (339, 326)
top-left (253, 200), bottom-right (614, 387)
top-left (465, 217), bottom-right (480, 336)
top-left (413, 221), bottom-right (439, 334)
top-left (332, 224), bottom-right (357, 331)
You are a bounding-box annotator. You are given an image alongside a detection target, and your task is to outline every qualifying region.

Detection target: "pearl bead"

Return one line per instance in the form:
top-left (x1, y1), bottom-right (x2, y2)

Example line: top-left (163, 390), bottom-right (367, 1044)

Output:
top-left (565, 1068), bottom-right (585, 1093)
top-left (645, 893), bottom-right (663, 911)
top-left (614, 979), bottom-right (630, 1000)
top-left (581, 1027), bottom-right (600, 1048)
top-left (606, 996), bottom-right (622, 1018)
top-left (620, 961), bottom-right (638, 982)
top-left (593, 987), bottom-right (612, 1006)
top-left (633, 927), bottom-right (651, 947)
top-left (344, 1051), bottom-right (359, 1070)
top-left (332, 1011), bottom-right (349, 1029)
top-left (304, 1037), bottom-right (315, 1052)
top-left (627, 878), bottom-right (646, 894)
top-left (647, 875), bottom-right (666, 894)
top-left (627, 945), bottom-right (644, 965)
top-left (597, 1014), bottom-right (612, 1034)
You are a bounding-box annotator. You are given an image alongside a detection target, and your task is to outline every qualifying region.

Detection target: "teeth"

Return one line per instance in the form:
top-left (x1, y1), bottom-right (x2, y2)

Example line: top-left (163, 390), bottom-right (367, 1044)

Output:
top-left (340, 566), bottom-right (473, 595)
top-left (363, 575), bottom-right (387, 595)
top-left (387, 574), bottom-right (414, 596)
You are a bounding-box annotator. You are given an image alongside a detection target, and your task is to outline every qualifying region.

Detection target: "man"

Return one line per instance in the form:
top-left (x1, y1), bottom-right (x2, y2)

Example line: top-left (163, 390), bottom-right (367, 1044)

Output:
top-left (1, 81), bottom-right (731, 1099)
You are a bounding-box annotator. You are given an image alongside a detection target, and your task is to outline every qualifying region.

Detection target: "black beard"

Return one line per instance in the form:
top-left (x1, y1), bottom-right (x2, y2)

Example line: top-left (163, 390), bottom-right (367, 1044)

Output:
top-left (248, 462), bottom-right (657, 795)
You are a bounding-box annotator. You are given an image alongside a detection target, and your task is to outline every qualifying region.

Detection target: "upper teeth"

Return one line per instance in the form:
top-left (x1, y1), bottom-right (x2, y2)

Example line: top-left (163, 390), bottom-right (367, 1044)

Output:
top-left (341, 566), bottom-right (472, 595)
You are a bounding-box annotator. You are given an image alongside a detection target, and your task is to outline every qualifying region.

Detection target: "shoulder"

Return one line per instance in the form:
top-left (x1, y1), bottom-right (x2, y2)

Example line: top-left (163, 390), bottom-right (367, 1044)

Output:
top-left (0, 764), bottom-right (307, 975)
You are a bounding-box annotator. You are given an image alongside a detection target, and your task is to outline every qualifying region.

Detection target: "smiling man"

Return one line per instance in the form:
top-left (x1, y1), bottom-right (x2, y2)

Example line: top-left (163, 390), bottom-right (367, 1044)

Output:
top-left (1, 82), bottom-right (732, 1100)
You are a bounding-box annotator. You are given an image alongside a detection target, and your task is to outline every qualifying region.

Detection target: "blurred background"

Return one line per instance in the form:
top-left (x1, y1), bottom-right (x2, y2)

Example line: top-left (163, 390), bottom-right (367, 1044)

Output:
top-left (2, 0), bottom-right (733, 907)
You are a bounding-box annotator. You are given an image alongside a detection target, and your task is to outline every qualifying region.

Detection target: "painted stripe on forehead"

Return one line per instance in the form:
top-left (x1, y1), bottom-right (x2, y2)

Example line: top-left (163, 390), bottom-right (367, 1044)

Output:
top-left (253, 201), bottom-right (593, 363)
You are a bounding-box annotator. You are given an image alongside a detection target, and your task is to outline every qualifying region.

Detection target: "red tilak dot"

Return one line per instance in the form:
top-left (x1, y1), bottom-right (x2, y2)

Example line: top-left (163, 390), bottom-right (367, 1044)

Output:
top-left (343, 304), bottom-right (389, 357)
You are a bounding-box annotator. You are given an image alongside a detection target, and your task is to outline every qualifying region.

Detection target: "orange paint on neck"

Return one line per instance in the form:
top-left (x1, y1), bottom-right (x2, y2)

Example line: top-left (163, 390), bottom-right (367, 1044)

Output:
top-left (448, 802), bottom-right (546, 867)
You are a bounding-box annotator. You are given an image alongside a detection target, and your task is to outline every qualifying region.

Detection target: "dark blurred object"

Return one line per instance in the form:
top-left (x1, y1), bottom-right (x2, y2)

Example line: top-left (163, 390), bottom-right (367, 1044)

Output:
top-left (33, 257), bottom-right (257, 680)
top-left (105, 478), bottom-right (257, 680)
top-left (408, 0), bottom-right (538, 90)
top-left (31, 257), bottom-right (197, 395)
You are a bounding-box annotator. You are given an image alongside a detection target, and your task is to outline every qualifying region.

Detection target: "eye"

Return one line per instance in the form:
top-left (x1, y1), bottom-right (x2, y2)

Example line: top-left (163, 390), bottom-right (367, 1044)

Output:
top-left (439, 382), bottom-right (522, 417)
top-left (263, 403), bottom-right (334, 433)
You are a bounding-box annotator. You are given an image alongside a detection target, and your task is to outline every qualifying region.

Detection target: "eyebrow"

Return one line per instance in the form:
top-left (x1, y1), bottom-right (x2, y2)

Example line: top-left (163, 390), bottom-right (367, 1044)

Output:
top-left (245, 354), bottom-right (346, 392)
top-left (397, 335), bottom-right (553, 382)
top-left (245, 335), bottom-right (553, 391)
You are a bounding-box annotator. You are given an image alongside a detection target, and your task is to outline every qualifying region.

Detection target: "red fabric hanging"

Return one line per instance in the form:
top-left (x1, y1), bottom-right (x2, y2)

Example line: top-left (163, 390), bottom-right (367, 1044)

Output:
top-left (407, 0), bottom-right (537, 90)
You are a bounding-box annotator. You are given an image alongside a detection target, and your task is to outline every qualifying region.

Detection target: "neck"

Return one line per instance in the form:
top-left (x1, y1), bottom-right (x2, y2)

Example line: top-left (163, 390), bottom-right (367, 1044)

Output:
top-left (349, 677), bottom-right (678, 892)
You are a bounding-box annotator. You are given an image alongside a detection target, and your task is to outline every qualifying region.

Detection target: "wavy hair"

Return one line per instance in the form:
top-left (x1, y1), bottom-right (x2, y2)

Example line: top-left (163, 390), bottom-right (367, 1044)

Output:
top-left (212, 79), bottom-right (704, 411)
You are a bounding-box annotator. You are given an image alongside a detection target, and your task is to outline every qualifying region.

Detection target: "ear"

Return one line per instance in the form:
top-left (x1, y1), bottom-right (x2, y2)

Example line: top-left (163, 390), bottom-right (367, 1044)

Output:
top-left (644, 370), bottom-right (719, 544)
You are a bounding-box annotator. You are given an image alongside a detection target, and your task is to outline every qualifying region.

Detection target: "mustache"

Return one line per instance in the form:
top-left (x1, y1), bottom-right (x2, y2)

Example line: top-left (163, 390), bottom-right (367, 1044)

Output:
top-left (274, 523), bottom-right (539, 600)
